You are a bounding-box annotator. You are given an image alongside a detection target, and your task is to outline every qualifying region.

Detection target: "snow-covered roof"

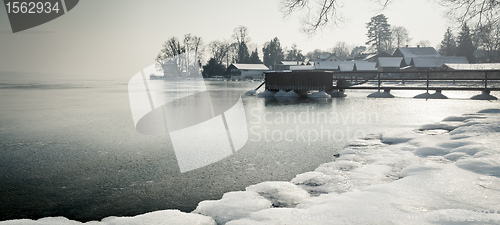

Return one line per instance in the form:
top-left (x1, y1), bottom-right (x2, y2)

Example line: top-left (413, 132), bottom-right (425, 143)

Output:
top-left (402, 57), bottom-right (413, 66)
top-left (442, 63), bottom-right (500, 70)
top-left (354, 62), bottom-right (377, 71)
top-left (393, 47), bottom-right (440, 58)
top-left (410, 57), bottom-right (469, 68)
top-left (364, 52), bottom-right (391, 61)
top-left (280, 61), bottom-right (302, 66)
top-left (377, 57), bottom-right (403, 68)
top-left (315, 61), bottom-right (342, 70)
top-left (289, 65), bottom-right (315, 71)
top-left (338, 62), bottom-right (355, 71)
top-left (231, 64), bottom-right (269, 70)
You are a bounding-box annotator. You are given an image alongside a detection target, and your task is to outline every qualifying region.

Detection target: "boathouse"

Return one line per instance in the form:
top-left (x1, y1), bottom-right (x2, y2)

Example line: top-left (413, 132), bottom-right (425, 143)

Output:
top-left (226, 63), bottom-right (269, 79)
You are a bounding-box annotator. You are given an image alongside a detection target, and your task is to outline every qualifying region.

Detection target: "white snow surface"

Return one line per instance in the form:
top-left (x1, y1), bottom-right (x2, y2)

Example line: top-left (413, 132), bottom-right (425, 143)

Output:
top-left (0, 210), bottom-right (216, 225)
top-left (3, 109), bottom-right (500, 224)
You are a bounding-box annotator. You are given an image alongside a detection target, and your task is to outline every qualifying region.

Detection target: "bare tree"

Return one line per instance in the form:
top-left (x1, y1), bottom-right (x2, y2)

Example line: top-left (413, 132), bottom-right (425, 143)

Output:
top-left (392, 26), bottom-right (411, 48)
top-left (416, 40), bottom-right (431, 47)
top-left (280, 0), bottom-right (391, 34)
top-left (285, 43), bottom-right (305, 61)
top-left (440, 0), bottom-right (500, 28)
top-left (477, 23), bottom-right (500, 62)
top-left (232, 26), bottom-right (250, 45)
top-left (282, 0), bottom-right (499, 34)
top-left (280, 0), bottom-right (340, 34)
top-left (329, 41), bottom-right (352, 60)
top-left (156, 37), bottom-right (185, 73)
top-left (209, 41), bottom-right (230, 65)
top-left (183, 34), bottom-right (204, 65)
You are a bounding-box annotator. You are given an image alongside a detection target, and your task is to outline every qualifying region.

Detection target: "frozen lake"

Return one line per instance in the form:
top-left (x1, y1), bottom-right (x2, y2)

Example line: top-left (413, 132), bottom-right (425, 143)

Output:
top-left (1, 76), bottom-right (499, 222)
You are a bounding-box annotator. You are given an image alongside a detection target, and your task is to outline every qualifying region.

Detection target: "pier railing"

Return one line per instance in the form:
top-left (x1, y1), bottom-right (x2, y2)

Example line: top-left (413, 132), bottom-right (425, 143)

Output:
top-left (333, 70), bottom-right (500, 92)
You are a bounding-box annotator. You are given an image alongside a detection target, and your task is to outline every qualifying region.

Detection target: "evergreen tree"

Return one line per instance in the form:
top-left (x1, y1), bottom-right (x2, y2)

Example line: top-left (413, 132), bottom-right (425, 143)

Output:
top-left (456, 23), bottom-right (475, 62)
top-left (237, 42), bottom-right (251, 63)
top-left (262, 37), bottom-right (284, 69)
top-left (249, 48), bottom-right (262, 64)
top-left (439, 27), bottom-right (457, 56)
top-left (202, 58), bottom-right (226, 77)
top-left (366, 14), bottom-right (392, 53)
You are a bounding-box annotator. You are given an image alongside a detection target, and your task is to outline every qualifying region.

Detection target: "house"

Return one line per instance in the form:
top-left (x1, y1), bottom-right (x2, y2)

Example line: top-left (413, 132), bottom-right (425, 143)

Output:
top-left (407, 56), bottom-right (469, 71)
top-left (289, 65), bottom-right (315, 71)
top-left (393, 47), bottom-right (441, 58)
top-left (338, 62), bottom-right (356, 72)
top-left (441, 63), bottom-right (500, 70)
top-left (353, 62), bottom-right (377, 71)
top-left (274, 61), bottom-right (305, 71)
top-left (226, 63), bottom-right (269, 79)
top-left (162, 58), bottom-right (179, 76)
top-left (393, 47), bottom-right (441, 66)
top-left (376, 57), bottom-right (403, 72)
top-left (314, 61), bottom-right (343, 70)
top-left (363, 52), bottom-right (392, 62)
top-left (313, 52), bottom-right (344, 62)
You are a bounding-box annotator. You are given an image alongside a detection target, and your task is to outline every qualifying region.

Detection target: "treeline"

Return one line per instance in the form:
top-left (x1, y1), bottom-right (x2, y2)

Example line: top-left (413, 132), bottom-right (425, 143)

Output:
top-left (156, 26), bottom-right (307, 78)
top-left (156, 14), bottom-right (500, 78)
top-left (439, 23), bottom-right (500, 63)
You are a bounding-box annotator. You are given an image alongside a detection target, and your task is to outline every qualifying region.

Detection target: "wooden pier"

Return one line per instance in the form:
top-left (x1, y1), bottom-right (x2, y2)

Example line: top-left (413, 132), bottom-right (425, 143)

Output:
top-left (261, 70), bottom-right (500, 99)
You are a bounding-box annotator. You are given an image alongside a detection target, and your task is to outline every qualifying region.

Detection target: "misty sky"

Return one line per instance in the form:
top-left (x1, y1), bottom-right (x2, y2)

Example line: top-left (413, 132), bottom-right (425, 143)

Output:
top-left (0, 0), bottom-right (454, 79)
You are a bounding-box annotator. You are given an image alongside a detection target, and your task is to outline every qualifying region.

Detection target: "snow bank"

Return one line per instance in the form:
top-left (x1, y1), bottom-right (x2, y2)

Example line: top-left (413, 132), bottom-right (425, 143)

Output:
top-left (197, 108), bottom-right (500, 224)
top-left (245, 182), bottom-right (310, 207)
top-left (192, 191), bottom-right (271, 224)
top-left (0, 210), bottom-right (216, 225)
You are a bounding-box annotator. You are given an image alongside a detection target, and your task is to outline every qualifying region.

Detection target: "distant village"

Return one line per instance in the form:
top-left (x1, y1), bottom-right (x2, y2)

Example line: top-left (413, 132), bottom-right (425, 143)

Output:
top-left (153, 16), bottom-right (500, 81)
top-left (202, 46), bottom-right (499, 81)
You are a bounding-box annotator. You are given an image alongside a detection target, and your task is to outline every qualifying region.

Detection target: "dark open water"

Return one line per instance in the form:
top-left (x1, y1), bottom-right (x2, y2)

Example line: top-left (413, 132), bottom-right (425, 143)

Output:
top-left (1, 76), bottom-right (499, 222)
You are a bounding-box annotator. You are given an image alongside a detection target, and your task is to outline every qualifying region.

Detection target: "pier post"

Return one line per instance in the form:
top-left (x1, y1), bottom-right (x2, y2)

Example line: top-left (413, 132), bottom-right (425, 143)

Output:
top-left (377, 72), bottom-right (381, 92)
top-left (485, 71), bottom-right (488, 89)
top-left (471, 90), bottom-right (498, 100)
top-left (426, 72), bottom-right (429, 92)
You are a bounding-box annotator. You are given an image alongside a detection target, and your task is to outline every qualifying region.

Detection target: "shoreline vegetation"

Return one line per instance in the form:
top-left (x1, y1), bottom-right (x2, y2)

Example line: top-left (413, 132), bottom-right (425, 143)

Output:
top-left (2, 109), bottom-right (500, 224)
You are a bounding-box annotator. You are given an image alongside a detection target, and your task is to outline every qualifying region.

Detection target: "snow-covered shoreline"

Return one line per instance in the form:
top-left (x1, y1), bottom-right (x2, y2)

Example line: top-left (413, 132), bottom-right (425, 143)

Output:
top-left (3, 109), bottom-right (500, 225)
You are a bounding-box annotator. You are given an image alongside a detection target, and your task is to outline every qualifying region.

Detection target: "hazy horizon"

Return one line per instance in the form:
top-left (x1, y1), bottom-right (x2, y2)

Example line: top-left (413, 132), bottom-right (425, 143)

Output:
top-left (0, 0), bottom-right (454, 79)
